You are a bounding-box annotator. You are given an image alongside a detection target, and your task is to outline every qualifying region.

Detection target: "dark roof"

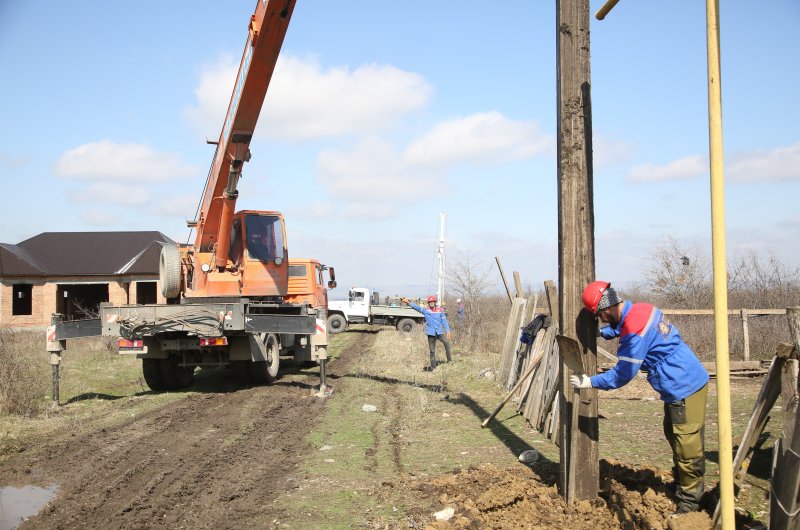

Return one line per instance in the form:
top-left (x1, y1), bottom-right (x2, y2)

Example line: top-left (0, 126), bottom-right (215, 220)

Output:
top-left (0, 232), bottom-right (175, 277)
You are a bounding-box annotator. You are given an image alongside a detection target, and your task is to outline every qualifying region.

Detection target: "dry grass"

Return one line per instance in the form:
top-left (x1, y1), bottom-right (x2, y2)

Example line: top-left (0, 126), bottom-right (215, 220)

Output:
top-left (0, 330), bottom-right (51, 417)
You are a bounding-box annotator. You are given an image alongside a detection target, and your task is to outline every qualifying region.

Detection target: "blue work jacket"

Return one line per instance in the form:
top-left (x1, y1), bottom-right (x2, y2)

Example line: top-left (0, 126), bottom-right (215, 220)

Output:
top-left (592, 300), bottom-right (709, 403)
top-left (408, 303), bottom-right (450, 336)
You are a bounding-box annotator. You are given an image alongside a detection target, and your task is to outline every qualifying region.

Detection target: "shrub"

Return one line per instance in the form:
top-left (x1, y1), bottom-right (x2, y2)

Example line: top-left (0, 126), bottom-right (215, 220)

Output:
top-left (0, 329), bottom-right (51, 417)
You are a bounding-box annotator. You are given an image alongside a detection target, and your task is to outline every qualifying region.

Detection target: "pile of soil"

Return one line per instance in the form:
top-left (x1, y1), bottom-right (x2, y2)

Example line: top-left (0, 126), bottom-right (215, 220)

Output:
top-left (410, 459), bottom-right (713, 530)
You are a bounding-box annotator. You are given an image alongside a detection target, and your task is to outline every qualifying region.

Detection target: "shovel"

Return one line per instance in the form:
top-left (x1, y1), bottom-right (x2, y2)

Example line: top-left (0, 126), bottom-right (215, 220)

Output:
top-left (556, 335), bottom-right (585, 376)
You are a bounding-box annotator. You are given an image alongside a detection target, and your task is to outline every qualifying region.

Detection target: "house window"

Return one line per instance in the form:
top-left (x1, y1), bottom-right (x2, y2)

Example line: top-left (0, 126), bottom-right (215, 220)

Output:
top-left (136, 282), bottom-right (157, 305)
top-left (12, 284), bottom-right (33, 315)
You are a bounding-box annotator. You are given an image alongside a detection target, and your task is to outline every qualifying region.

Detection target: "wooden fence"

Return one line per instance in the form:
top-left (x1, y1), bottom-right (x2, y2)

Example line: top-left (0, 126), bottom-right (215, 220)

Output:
top-left (662, 308), bottom-right (786, 362)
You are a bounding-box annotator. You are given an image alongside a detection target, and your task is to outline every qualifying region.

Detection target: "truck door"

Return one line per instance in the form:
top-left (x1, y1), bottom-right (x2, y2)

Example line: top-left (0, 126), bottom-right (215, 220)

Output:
top-left (348, 289), bottom-right (369, 318)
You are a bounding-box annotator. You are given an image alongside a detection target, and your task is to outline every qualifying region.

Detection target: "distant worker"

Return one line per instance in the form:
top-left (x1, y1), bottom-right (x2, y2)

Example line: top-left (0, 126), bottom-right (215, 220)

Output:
top-left (571, 281), bottom-right (710, 514)
top-left (401, 295), bottom-right (452, 371)
top-left (456, 299), bottom-right (465, 321)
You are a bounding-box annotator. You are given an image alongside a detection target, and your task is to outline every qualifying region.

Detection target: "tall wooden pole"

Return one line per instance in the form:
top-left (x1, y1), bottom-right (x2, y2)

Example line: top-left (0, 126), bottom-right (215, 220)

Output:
top-left (556, 0), bottom-right (599, 502)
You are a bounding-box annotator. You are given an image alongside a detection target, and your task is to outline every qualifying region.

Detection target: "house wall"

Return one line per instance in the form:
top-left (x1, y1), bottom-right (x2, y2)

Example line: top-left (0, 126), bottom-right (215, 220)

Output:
top-left (0, 280), bottom-right (48, 328)
top-left (0, 276), bottom-right (161, 329)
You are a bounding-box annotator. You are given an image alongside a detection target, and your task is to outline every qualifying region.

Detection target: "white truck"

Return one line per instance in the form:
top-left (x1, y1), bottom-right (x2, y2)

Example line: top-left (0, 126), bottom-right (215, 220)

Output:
top-left (326, 287), bottom-right (424, 335)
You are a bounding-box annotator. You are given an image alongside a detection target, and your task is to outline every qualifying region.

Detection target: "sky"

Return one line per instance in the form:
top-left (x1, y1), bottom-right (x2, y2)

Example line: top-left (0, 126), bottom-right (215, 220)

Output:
top-left (0, 1), bottom-right (798, 300)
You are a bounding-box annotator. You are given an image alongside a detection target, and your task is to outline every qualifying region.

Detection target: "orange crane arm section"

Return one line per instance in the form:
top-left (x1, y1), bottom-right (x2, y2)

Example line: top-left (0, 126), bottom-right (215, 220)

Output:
top-left (194, 0), bottom-right (296, 268)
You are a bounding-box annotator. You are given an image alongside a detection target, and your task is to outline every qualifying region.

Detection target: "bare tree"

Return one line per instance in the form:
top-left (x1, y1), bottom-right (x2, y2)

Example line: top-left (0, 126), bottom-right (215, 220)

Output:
top-left (643, 237), bottom-right (713, 309)
top-left (728, 251), bottom-right (800, 308)
top-left (447, 254), bottom-right (504, 352)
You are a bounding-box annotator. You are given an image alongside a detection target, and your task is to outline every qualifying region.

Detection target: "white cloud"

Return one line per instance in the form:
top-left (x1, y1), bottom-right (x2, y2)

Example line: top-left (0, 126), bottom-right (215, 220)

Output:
top-left (727, 142), bottom-right (800, 182)
top-left (153, 193), bottom-right (199, 219)
top-left (68, 182), bottom-right (150, 206)
top-left (80, 209), bottom-right (119, 226)
top-left (184, 54), bottom-right (433, 141)
top-left (286, 201), bottom-right (337, 220)
top-left (317, 138), bottom-right (444, 215)
top-left (404, 112), bottom-right (553, 166)
top-left (592, 133), bottom-right (636, 169)
top-left (183, 53), bottom-right (237, 139)
top-left (627, 155), bottom-right (706, 183)
top-left (54, 140), bottom-right (198, 182)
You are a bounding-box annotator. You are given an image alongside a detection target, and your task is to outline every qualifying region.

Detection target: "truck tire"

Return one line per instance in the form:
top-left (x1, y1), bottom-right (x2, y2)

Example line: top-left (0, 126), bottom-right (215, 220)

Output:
top-left (327, 314), bottom-right (347, 334)
top-left (396, 318), bottom-right (416, 335)
top-left (159, 356), bottom-right (195, 390)
top-left (231, 360), bottom-right (253, 384)
top-left (159, 244), bottom-right (182, 299)
top-left (142, 358), bottom-right (165, 391)
top-left (250, 333), bottom-right (280, 384)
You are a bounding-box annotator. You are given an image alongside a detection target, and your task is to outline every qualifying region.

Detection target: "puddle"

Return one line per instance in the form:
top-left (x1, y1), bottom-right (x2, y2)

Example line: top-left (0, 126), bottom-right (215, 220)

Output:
top-left (0, 484), bottom-right (58, 530)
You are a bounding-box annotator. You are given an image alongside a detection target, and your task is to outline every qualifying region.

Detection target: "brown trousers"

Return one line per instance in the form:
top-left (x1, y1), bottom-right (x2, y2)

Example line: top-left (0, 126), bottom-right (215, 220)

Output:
top-left (663, 383), bottom-right (708, 512)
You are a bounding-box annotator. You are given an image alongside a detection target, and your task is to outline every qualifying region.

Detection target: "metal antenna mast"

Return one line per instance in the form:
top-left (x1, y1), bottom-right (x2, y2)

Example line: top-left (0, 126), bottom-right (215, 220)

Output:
top-left (436, 212), bottom-right (447, 303)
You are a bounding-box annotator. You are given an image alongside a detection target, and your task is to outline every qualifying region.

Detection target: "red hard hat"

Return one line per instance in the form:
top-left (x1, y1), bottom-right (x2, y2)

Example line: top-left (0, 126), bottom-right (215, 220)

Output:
top-left (582, 281), bottom-right (610, 314)
top-left (427, 295), bottom-right (437, 302)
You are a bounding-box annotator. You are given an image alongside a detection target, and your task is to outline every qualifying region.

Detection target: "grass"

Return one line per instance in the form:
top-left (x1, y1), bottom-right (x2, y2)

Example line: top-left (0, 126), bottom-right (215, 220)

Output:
top-left (0, 332), bottom-right (191, 461)
top-left (0, 325), bottom-right (782, 526)
top-left (271, 328), bottom-right (559, 527)
top-left (271, 327), bottom-right (779, 527)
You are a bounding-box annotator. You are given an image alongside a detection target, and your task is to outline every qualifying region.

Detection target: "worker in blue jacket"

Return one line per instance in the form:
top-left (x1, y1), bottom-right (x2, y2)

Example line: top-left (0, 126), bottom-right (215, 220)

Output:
top-left (401, 295), bottom-right (452, 371)
top-left (572, 281), bottom-right (710, 514)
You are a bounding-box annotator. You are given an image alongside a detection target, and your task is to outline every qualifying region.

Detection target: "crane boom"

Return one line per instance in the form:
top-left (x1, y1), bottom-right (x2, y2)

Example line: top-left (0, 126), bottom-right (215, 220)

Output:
top-left (194, 0), bottom-right (296, 269)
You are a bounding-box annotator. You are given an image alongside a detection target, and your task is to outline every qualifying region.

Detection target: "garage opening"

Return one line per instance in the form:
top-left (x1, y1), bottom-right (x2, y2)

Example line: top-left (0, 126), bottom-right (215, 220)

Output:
top-left (57, 284), bottom-right (109, 320)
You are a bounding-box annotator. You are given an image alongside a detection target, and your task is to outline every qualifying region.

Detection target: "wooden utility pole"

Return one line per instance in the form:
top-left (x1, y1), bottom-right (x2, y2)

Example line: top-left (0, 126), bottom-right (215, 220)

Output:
top-left (556, 0), bottom-right (599, 502)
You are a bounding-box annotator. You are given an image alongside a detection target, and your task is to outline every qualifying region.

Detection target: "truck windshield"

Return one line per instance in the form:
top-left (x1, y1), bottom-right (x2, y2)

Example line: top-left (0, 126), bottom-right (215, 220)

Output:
top-left (245, 214), bottom-right (285, 263)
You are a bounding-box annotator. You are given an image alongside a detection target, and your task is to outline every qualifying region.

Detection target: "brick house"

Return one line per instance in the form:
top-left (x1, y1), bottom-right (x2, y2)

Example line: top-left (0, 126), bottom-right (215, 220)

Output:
top-left (0, 232), bottom-right (175, 328)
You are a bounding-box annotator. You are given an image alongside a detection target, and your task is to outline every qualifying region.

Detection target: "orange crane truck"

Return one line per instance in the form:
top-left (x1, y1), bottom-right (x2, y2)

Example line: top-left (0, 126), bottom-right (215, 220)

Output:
top-left (47, 0), bottom-right (334, 397)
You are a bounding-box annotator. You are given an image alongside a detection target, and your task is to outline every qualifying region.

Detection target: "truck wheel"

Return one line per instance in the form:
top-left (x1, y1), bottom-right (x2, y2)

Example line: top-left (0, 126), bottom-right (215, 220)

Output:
top-left (142, 358), bottom-right (165, 391)
top-left (396, 318), bottom-right (416, 335)
top-left (231, 360), bottom-right (253, 384)
top-left (327, 314), bottom-right (347, 334)
top-left (251, 333), bottom-right (280, 384)
top-left (159, 356), bottom-right (195, 390)
top-left (159, 244), bottom-right (182, 299)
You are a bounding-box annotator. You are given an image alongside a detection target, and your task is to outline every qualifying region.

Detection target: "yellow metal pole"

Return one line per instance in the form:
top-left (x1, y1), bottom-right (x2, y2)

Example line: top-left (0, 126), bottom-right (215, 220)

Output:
top-left (706, 1), bottom-right (735, 528)
top-left (595, 0), bottom-right (620, 20)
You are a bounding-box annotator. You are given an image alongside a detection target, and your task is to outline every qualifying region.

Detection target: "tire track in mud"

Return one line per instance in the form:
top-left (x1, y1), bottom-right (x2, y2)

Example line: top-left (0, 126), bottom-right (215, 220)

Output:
top-left (3, 349), bottom-right (361, 530)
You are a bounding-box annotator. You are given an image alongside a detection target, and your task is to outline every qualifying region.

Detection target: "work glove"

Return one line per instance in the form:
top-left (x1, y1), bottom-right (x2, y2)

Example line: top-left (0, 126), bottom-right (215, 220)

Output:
top-left (599, 325), bottom-right (618, 340)
top-left (570, 374), bottom-right (592, 389)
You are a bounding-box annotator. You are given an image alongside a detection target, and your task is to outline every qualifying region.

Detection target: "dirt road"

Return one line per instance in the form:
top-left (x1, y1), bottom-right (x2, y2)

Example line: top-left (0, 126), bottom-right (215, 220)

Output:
top-left (2, 339), bottom-right (362, 529)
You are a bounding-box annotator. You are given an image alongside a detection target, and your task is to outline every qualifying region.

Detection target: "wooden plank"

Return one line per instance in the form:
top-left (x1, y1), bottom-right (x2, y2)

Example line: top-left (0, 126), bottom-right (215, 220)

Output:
top-left (662, 308), bottom-right (786, 316)
top-left (513, 271), bottom-right (523, 299)
top-left (516, 330), bottom-right (546, 406)
top-left (498, 298), bottom-right (526, 387)
top-left (495, 256), bottom-right (513, 305)
top-left (769, 358), bottom-right (800, 530)
top-left (712, 353), bottom-right (785, 526)
top-left (702, 361), bottom-right (762, 374)
top-left (480, 345), bottom-right (548, 428)
top-left (545, 280), bottom-right (559, 320)
top-left (741, 309), bottom-right (750, 362)
top-left (597, 346), bottom-right (616, 362)
top-left (522, 326), bottom-right (556, 420)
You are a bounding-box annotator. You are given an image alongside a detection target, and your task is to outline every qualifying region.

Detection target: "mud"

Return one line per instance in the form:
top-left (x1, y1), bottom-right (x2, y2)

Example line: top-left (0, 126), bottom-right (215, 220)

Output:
top-left (1, 369), bottom-right (331, 529)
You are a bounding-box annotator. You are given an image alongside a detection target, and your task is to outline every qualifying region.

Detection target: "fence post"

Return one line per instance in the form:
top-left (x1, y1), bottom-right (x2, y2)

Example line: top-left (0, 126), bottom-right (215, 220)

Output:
top-left (741, 308), bottom-right (750, 362)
